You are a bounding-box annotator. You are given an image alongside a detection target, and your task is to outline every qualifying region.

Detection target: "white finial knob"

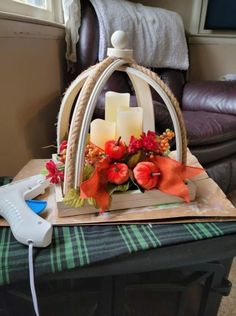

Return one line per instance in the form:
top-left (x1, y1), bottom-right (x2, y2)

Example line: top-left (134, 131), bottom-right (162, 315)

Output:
top-left (111, 30), bottom-right (128, 49)
top-left (107, 30), bottom-right (133, 59)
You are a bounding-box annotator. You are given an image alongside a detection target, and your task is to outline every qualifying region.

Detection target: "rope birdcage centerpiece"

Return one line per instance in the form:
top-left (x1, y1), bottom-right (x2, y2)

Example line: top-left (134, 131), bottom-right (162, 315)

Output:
top-left (47, 31), bottom-right (202, 218)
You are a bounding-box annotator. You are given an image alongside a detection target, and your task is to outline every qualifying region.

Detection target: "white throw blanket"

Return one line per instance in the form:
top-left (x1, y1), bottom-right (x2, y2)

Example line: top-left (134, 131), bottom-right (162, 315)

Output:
top-left (90, 0), bottom-right (189, 70)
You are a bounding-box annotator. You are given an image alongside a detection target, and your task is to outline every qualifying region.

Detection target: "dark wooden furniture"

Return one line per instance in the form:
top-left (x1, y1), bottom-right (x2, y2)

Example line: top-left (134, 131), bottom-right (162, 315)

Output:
top-left (1, 234), bottom-right (234, 316)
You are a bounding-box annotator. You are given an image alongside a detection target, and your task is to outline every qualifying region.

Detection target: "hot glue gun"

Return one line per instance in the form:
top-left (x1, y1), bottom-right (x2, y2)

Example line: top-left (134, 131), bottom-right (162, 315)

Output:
top-left (0, 174), bottom-right (52, 247)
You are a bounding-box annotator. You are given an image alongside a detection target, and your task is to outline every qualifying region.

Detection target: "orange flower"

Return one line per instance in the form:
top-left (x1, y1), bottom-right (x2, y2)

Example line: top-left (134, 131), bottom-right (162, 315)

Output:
top-left (80, 158), bottom-right (110, 212)
top-left (150, 156), bottom-right (204, 202)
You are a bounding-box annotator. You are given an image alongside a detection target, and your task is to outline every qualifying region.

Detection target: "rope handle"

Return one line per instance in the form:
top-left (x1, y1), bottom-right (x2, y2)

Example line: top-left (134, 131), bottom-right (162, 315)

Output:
top-left (131, 63), bottom-right (187, 164)
top-left (63, 57), bottom-right (115, 193)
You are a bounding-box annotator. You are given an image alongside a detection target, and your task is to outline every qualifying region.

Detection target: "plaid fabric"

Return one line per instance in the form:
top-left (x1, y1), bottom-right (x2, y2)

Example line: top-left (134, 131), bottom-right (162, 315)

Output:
top-left (0, 177), bottom-right (12, 186)
top-left (1, 177), bottom-right (236, 286)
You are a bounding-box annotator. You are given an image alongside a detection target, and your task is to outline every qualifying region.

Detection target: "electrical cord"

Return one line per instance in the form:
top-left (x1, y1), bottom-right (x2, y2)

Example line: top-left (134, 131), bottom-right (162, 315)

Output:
top-left (28, 241), bottom-right (40, 316)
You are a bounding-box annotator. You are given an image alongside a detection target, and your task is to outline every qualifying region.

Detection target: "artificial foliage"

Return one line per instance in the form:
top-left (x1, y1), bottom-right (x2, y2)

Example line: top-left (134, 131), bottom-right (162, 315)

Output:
top-left (44, 130), bottom-right (203, 213)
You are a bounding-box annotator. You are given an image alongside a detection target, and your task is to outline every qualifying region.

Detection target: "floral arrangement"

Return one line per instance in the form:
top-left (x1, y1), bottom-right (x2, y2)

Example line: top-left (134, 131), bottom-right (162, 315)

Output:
top-left (44, 129), bottom-right (203, 213)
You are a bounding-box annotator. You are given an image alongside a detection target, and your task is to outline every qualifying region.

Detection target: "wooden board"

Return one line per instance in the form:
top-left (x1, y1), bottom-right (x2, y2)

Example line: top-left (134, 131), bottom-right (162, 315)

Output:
top-left (53, 150), bottom-right (195, 217)
top-left (0, 150), bottom-right (235, 227)
top-left (56, 180), bottom-right (196, 217)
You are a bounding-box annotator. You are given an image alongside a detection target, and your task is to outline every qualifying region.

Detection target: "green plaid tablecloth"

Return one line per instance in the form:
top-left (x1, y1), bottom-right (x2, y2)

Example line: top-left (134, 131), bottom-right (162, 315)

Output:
top-left (1, 177), bottom-right (236, 286)
top-left (0, 177), bottom-right (12, 186)
top-left (1, 222), bottom-right (236, 286)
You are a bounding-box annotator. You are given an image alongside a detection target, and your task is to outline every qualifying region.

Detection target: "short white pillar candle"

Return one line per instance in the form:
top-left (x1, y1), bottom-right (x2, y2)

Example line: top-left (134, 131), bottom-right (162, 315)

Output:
top-left (90, 119), bottom-right (116, 149)
top-left (105, 91), bottom-right (130, 122)
top-left (116, 107), bottom-right (143, 145)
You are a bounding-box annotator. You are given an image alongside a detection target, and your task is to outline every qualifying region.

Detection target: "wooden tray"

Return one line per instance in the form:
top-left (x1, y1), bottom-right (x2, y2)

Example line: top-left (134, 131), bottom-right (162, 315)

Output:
top-left (55, 180), bottom-right (196, 217)
top-left (1, 153), bottom-right (236, 227)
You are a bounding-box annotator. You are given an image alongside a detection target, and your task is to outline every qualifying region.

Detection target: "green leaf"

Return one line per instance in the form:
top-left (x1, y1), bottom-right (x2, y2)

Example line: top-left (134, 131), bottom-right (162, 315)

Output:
top-left (41, 168), bottom-right (48, 176)
top-left (57, 165), bottom-right (65, 171)
top-left (83, 164), bottom-right (94, 181)
top-left (127, 150), bottom-right (143, 169)
top-left (87, 197), bottom-right (98, 208)
top-left (163, 150), bottom-right (171, 156)
top-left (63, 188), bottom-right (85, 208)
top-left (107, 182), bottom-right (130, 195)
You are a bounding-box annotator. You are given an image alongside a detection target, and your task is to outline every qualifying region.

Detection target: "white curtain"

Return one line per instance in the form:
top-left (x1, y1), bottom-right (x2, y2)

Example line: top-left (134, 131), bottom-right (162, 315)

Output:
top-left (62, 0), bottom-right (81, 69)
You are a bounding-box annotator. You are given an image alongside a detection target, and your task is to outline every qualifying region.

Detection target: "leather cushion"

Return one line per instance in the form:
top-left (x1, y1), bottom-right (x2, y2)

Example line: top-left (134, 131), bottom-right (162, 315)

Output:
top-left (183, 111), bottom-right (236, 146)
top-left (154, 101), bottom-right (174, 134)
top-left (190, 138), bottom-right (236, 165)
top-left (76, 0), bottom-right (99, 73)
top-left (182, 81), bottom-right (236, 115)
top-left (205, 153), bottom-right (236, 193)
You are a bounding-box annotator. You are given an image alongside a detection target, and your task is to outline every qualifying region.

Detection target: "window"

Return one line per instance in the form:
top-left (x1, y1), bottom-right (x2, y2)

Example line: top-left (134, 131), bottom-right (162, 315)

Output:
top-left (199, 0), bottom-right (236, 36)
top-left (14, 1), bottom-right (47, 9)
top-left (204, 0), bottom-right (236, 30)
top-left (0, 0), bottom-right (63, 23)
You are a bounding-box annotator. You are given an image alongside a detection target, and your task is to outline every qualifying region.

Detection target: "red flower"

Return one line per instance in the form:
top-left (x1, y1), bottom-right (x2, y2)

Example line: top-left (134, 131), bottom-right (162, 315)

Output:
top-left (128, 136), bottom-right (143, 153)
top-left (46, 160), bottom-right (64, 184)
top-left (141, 131), bottom-right (159, 152)
top-left (59, 140), bottom-right (68, 153)
top-left (58, 140), bottom-right (68, 163)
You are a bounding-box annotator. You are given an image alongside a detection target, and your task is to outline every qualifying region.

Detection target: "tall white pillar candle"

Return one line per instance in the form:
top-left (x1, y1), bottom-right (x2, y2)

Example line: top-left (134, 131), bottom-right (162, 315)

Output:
top-left (105, 92), bottom-right (130, 122)
top-left (90, 119), bottom-right (116, 149)
top-left (116, 107), bottom-right (143, 145)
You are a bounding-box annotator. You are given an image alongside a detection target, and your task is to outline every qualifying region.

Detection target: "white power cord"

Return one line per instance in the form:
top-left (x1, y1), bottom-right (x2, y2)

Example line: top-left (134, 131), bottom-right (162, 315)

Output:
top-left (28, 241), bottom-right (40, 316)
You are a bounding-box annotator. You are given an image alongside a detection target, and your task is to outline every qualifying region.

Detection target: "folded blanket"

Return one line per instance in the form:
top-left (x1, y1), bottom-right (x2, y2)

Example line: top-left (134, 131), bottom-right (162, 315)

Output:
top-left (90, 0), bottom-right (189, 70)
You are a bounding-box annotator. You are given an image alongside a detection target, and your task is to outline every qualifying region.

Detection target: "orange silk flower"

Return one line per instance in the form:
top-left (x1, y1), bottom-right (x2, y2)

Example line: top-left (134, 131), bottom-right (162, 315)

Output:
top-left (80, 159), bottom-right (110, 212)
top-left (150, 156), bottom-right (204, 202)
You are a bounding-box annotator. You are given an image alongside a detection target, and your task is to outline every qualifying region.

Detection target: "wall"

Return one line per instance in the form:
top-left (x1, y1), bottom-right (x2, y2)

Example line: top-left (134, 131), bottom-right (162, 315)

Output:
top-left (0, 16), bottom-right (66, 176)
top-left (131, 0), bottom-right (236, 81)
top-left (189, 37), bottom-right (236, 80)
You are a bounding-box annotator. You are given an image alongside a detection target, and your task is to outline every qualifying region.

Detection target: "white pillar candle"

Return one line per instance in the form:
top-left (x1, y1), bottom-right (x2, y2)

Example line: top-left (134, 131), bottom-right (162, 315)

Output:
top-left (90, 119), bottom-right (116, 149)
top-left (116, 107), bottom-right (143, 145)
top-left (105, 91), bottom-right (130, 122)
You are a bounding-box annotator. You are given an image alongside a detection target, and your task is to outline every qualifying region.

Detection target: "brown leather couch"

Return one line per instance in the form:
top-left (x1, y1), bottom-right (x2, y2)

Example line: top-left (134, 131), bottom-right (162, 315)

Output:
top-left (74, 0), bottom-right (236, 194)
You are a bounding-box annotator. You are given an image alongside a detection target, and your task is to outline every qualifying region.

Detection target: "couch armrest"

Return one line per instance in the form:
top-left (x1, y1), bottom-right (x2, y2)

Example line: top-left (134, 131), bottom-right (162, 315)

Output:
top-left (182, 81), bottom-right (236, 115)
